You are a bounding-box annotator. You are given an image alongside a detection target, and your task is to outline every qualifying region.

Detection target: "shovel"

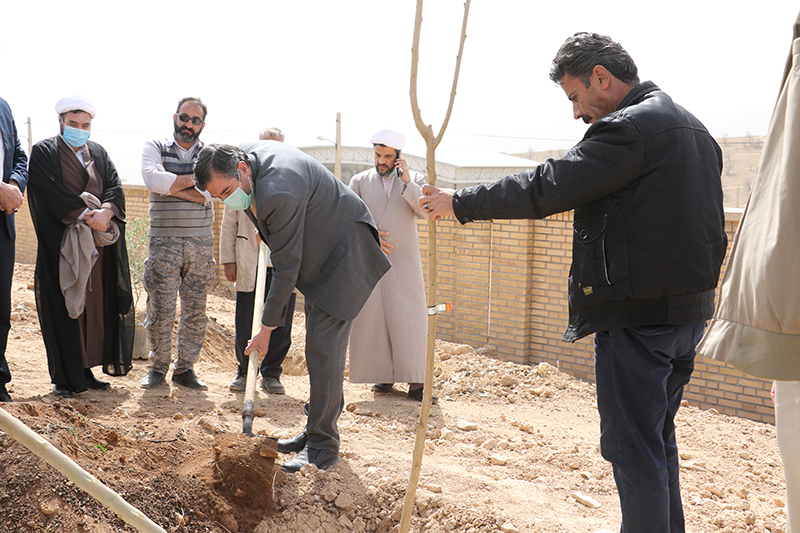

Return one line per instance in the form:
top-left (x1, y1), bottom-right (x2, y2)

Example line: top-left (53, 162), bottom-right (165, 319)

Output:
top-left (242, 241), bottom-right (270, 436)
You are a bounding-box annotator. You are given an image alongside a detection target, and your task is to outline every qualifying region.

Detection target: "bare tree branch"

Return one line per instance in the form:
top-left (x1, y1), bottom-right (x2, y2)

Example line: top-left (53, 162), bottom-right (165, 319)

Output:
top-left (434, 0), bottom-right (471, 148)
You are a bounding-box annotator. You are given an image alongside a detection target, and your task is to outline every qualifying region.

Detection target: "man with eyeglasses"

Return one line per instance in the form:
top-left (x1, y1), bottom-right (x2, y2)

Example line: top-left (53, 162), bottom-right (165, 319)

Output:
top-left (139, 97), bottom-right (214, 391)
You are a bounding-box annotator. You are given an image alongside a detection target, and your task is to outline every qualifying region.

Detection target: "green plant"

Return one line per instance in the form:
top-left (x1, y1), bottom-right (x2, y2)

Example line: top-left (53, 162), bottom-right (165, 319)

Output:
top-left (126, 214), bottom-right (150, 310)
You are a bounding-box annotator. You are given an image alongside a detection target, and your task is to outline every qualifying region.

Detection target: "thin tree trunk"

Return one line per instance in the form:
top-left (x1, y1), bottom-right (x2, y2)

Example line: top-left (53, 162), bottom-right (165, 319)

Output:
top-left (402, 2), bottom-right (471, 531)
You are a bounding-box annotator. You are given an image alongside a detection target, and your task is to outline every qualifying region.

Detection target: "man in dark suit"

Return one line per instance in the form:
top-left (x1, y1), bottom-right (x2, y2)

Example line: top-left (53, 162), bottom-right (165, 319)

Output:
top-left (195, 141), bottom-right (390, 472)
top-left (0, 98), bottom-right (28, 402)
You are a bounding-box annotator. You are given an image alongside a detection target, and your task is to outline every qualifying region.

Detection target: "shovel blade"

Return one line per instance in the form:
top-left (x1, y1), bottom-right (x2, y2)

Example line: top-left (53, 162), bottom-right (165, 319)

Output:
top-left (241, 349), bottom-right (261, 435)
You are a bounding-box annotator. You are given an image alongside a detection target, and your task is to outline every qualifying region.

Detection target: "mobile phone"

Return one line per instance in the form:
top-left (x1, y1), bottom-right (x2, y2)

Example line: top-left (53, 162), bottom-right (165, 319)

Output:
top-left (395, 150), bottom-right (403, 177)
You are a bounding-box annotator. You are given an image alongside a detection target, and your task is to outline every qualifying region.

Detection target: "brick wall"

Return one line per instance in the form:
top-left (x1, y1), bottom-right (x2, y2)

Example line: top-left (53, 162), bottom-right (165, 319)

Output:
top-left (14, 185), bottom-right (773, 424)
top-left (419, 212), bottom-right (774, 425)
top-left (15, 183), bottom-right (228, 285)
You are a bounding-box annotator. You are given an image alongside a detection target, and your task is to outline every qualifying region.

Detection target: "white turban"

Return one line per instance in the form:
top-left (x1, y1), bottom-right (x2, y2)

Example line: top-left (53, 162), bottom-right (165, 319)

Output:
top-left (55, 96), bottom-right (97, 119)
top-left (370, 129), bottom-right (405, 151)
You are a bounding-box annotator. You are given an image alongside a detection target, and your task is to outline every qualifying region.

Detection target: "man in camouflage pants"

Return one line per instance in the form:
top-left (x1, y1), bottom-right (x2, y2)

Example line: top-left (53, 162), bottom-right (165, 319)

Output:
top-left (139, 97), bottom-right (214, 390)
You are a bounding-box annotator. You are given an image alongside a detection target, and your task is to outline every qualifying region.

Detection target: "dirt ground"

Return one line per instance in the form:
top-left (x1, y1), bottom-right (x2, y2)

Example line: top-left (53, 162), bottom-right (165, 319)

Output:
top-left (0, 263), bottom-right (789, 533)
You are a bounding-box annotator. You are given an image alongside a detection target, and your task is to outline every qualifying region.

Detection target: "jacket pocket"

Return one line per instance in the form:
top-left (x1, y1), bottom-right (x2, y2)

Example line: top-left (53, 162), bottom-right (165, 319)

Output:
top-left (572, 214), bottom-right (611, 293)
top-left (320, 241), bottom-right (347, 277)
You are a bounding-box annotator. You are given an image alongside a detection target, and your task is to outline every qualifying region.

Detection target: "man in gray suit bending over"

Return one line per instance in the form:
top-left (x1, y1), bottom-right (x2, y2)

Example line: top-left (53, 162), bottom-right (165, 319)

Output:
top-left (195, 142), bottom-right (391, 472)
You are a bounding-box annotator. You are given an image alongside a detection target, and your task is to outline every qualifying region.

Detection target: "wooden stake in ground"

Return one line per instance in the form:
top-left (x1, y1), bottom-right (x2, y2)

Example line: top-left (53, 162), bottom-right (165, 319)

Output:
top-left (401, 1), bottom-right (471, 531)
top-left (0, 407), bottom-right (167, 533)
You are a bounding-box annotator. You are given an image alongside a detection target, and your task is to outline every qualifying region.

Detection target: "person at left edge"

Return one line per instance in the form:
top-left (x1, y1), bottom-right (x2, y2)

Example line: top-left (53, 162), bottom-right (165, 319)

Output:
top-left (27, 96), bottom-right (134, 398)
top-left (0, 97), bottom-right (28, 402)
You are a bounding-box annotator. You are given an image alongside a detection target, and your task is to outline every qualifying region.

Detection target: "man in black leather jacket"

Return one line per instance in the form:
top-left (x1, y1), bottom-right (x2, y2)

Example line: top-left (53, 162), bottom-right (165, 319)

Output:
top-left (421, 33), bottom-right (726, 533)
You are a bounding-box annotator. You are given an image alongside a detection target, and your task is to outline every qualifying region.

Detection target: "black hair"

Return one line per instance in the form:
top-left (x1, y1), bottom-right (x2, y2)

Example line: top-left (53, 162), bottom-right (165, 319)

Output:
top-left (549, 32), bottom-right (639, 87)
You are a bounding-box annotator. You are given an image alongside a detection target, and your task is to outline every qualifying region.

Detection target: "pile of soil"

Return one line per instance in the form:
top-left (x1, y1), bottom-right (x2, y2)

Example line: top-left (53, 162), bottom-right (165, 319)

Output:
top-left (0, 264), bottom-right (789, 532)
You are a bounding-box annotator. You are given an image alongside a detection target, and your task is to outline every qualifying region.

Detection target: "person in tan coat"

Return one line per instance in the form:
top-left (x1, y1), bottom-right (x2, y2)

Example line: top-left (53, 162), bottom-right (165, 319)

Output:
top-left (348, 130), bottom-right (433, 402)
top-left (698, 18), bottom-right (800, 531)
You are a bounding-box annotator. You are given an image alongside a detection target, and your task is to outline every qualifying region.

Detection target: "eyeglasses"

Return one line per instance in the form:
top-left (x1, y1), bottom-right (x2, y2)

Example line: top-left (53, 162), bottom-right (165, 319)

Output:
top-left (177, 113), bottom-right (204, 126)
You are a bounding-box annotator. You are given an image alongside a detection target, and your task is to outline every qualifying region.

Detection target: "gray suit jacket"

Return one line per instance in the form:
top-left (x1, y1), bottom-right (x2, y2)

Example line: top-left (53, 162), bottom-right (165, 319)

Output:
top-left (240, 140), bottom-right (391, 326)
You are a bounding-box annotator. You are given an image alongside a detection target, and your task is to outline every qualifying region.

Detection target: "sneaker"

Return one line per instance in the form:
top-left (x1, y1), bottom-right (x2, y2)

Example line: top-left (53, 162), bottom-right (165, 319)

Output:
top-left (261, 376), bottom-right (286, 395)
top-left (172, 369), bottom-right (208, 390)
top-left (408, 387), bottom-right (438, 405)
top-left (370, 383), bottom-right (394, 393)
top-left (229, 370), bottom-right (247, 392)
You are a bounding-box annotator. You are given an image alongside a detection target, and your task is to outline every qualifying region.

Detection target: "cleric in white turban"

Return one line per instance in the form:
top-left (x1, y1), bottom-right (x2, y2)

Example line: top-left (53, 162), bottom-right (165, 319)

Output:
top-left (27, 91), bottom-right (133, 399)
top-left (370, 129), bottom-right (405, 151)
top-left (55, 96), bottom-right (97, 119)
top-left (348, 128), bottom-right (432, 402)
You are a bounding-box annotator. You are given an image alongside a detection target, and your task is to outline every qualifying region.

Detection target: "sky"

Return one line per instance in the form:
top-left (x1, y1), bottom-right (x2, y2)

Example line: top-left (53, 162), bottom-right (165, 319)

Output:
top-left (2, 1), bottom-right (798, 183)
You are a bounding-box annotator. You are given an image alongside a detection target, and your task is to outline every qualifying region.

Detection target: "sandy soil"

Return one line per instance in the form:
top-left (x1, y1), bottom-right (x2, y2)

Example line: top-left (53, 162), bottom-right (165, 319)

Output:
top-left (0, 263), bottom-right (789, 533)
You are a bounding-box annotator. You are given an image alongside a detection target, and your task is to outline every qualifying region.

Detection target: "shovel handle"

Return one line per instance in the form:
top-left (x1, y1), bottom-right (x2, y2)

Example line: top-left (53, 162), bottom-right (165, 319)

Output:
top-left (243, 242), bottom-right (270, 435)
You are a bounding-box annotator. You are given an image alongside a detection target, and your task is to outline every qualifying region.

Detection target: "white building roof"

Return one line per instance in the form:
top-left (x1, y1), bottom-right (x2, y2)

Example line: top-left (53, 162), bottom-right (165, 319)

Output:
top-left (300, 145), bottom-right (539, 188)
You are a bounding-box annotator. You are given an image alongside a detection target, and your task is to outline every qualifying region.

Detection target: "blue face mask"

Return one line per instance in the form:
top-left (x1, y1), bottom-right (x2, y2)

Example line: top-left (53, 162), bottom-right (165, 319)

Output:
top-left (222, 172), bottom-right (254, 211)
top-left (62, 125), bottom-right (91, 148)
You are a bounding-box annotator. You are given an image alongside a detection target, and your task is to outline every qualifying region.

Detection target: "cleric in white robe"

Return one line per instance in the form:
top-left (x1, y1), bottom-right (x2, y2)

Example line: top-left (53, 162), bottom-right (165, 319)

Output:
top-left (348, 130), bottom-right (430, 400)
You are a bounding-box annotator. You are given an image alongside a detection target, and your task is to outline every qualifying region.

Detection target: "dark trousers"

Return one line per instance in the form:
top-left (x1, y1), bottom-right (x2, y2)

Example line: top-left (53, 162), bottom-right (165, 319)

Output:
top-left (0, 226), bottom-right (12, 393)
top-left (304, 300), bottom-right (350, 452)
top-left (234, 267), bottom-right (296, 379)
top-left (594, 322), bottom-right (705, 533)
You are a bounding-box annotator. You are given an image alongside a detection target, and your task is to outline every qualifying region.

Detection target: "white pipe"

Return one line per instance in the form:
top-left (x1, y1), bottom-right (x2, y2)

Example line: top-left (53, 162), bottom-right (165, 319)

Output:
top-left (0, 407), bottom-right (167, 533)
top-left (487, 221), bottom-right (494, 340)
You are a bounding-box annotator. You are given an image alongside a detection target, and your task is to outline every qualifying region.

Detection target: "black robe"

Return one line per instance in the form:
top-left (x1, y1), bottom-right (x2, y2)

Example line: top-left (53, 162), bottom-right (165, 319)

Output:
top-left (27, 137), bottom-right (134, 392)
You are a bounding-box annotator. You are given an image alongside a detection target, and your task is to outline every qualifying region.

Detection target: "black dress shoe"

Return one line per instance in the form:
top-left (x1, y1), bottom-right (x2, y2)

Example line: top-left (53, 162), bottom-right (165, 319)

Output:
top-left (408, 387), bottom-right (438, 405)
top-left (281, 446), bottom-right (339, 473)
top-left (277, 430), bottom-right (308, 454)
top-left (85, 370), bottom-right (110, 390)
top-left (0, 390), bottom-right (11, 402)
top-left (172, 369), bottom-right (208, 390)
top-left (53, 384), bottom-right (73, 398)
top-left (140, 370), bottom-right (166, 389)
